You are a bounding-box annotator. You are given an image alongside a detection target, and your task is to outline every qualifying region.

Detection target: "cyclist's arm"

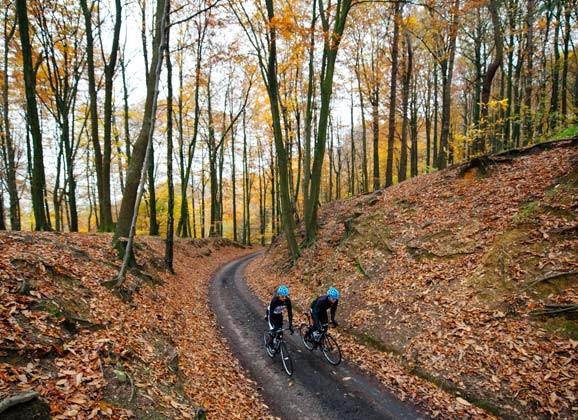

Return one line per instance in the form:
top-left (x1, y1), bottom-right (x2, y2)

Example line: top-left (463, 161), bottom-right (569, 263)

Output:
top-left (330, 300), bottom-right (338, 323)
top-left (287, 298), bottom-right (293, 327)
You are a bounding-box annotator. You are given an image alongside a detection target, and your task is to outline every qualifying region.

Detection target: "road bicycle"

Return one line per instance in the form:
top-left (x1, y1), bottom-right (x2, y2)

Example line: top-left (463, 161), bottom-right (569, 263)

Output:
top-left (263, 327), bottom-right (294, 376)
top-left (299, 315), bottom-right (342, 366)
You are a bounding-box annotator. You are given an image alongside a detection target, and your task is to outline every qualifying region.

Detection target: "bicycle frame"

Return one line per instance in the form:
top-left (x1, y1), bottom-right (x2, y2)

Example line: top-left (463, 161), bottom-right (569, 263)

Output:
top-left (264, 327), bottom-right (294, 376)
top-left (300, 314), bottom-right (342, 366)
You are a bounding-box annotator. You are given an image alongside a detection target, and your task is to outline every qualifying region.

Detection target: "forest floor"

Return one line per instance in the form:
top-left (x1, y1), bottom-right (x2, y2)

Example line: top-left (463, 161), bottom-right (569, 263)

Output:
top-left (246, 137), bottom-right (578, 419)
top-left (0, 234), bottom-right (271, 419)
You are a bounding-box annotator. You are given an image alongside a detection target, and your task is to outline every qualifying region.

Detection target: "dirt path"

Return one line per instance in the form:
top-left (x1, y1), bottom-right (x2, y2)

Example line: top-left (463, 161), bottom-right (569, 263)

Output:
top-left (210, 253), bottom-right (425, 420)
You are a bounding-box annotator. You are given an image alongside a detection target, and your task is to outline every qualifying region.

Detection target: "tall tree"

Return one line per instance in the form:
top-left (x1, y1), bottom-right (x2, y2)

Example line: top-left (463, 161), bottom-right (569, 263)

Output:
top-left (113, 0), bottom-right (168, 255)
top-left (1, 9), bottom-right (19, 230)
top-left (522, 0), bottom-right (535, 144)
top-left (177, 14), bottom-right (207, 237)
top-left (304, 0), bottom-right (353, 243)
top-left (164, 5), bottom-right (174, 272)
top-left (16, 0), bottom-right (49, 230)
top-left (80, 0), bottom-right (122, 232)
top-left (475, 0), bottom-right (504, 154)
top-left (560, 1), bottom-right (572, 121)
top-left (398, 28), bottom-right (412, 183)
top-left (385, 0), bottom-right (401, 186)
top-left (36, 2), bottom-right (84, 232)
top-left (229, 0), bottom-right (299, 259)
top-left (437, 0), bottom-right (460, 169)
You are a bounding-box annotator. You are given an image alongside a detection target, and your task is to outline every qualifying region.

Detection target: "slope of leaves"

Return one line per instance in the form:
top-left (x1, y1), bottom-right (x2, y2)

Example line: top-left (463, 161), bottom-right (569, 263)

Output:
top-left (0, 233), bottom-right (271, 419)
top-left (246, 139), bottom-right (578, 419)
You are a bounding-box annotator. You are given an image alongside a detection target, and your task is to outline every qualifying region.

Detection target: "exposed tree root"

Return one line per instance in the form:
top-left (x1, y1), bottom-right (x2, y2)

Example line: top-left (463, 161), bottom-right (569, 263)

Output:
top-left (0, 391), bottom-right (39, 414)
top-left (521, 271), bottom-right (578, 292)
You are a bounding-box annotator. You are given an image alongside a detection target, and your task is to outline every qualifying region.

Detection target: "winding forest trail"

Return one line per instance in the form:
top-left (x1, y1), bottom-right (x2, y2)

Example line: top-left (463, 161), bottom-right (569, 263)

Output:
top-left (210, 253), bottom-right (424, 420)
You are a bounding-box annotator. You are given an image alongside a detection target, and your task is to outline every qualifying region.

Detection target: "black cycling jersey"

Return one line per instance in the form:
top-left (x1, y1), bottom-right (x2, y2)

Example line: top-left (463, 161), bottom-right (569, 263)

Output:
top-left (310, 295), bottom-right (338, 330)
top-left (266, 295), bottom-right (293, 331)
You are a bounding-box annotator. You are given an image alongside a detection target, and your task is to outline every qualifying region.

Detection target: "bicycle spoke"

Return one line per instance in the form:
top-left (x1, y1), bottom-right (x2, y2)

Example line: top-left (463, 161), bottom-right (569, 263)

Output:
top-left (300, 324), bottom-right (314, 351)
top-left (280, 342), bottom-right (293, 376)
top-left (321, 334), bottom-right (342, 366)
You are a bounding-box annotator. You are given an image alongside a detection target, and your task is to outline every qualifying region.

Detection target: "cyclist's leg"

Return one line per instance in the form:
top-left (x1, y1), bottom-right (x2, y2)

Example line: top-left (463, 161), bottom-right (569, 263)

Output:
top-left (319, 311), bottom-right (329, 332)
top-left (268, 314), bottom-right (283, 346)
top-left (310, 308), bottom-right (320, 332)
top-left (311, 309), bottom-right (326, 341)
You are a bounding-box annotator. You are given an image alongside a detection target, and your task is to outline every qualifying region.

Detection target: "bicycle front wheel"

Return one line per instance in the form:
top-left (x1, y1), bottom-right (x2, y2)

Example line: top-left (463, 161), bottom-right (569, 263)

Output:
top-left (299, 324), bottom-right (314, 351)
top-left (321, 334), bottom-right (341, 366)
top-left (263, 331), bottom-right (275, 358)
top-left (279, 342), bottom-right (294, 376)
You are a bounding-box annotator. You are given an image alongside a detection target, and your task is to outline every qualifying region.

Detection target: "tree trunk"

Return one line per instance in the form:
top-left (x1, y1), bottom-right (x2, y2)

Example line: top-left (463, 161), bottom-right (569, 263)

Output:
top-left (264, 0), bottom-right (299, 259)
top-left (243, 110), bottom-right (250, 245)
top-left (2, 14), bottom-right (19, 230)
top-left (79, 0), bottom-right (102, 225)
top-left (201, 165), bottom-right (206, 238)
top-left (523, 0), bottom-right (535, 144)
top-left (355, 51), bottom-right (369, 193)
top-left (113, 0), bottom-right (167, 254)
top-left (437, 0), bottom-right (460, 170)
top-left (301, 0), bottom-right (316, 226)
top-left (270, 145), bottom-right (276, 236)
top-left (191, 173), bottom-right (196, 237)
top-left (425, 64), bottom-right (432, 168)
top-left (101, 0), bottom-right (122, 232)
top-left (328, 118), bottom-right (334, 202)
top-left (16, 0), bottom-right (49, 230)
top-left (385, 0), bottom-right (401, 187)
top-left (147, 143), bottom-right (159, 235)
top-left (349, 85), bottom-right (355, 195)
top-left (303, 0), bottom-right (353, 244)
top-left (548, 2), bottom-right (561, 130)
top-left (164, 12), bottom-right (174, 273)
top-left (0, 184), bottom-right (5, 230)
top-left (433, 63), bottom-right (439, 166)
top-left (120, 52), bottom-right (131, 164)
top-left (503, 0), bottom-right (517, 148)
top-left (410, 74), bottom-right (418, 177)
top-left (371, 86), bottom-right (380, 190)
top-left (476, 0), bottom-right (504, 153)
top-left (258, 144), bottom-right (264, 246)
top-left (560, 3), bottom-right (571, 120)
top-left (176, 54), bottom-right (189, 237)
top-left (54, 144), bottom-right (64, 232)
top-left (398, 30), bottom-right (412, 183)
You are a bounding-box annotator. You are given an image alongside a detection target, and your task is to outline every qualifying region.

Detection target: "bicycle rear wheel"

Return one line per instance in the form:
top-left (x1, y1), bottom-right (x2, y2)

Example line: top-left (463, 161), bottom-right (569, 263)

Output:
top-left (321, 334), bottom-right (341, 366)
top-left (299, 324), bottom-right (314, 351)
top-left (263, 331), bottom-right (275, 358)
top-left (279, 342), bottom-right (293, 376)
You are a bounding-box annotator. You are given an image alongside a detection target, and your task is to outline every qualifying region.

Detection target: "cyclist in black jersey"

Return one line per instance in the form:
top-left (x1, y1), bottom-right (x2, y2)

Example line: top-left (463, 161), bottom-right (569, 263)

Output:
top-left (265, 285), bottom-right (294, 348)
top-left (309, 287), bottom-right (340, 341)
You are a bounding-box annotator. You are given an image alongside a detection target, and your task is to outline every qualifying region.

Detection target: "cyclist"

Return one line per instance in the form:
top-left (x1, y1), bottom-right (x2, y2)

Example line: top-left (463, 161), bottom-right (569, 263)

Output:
top-left (309, 287), bottom-right (340, 342)
top-left (265, 285), bottom-right (294, 348)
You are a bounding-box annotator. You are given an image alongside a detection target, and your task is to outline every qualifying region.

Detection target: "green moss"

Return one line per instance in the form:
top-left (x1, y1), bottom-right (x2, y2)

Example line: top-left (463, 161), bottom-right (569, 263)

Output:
top-left (35, 300), bottom-right (63, 318)
top-left (542, 318), bottom-right (578, 340)
top-left (355, 257), bottom-right (369, 278)
top-left (512, 201), bottom-right (540, 224)
top-left (552, 124), bottom-right (578, 140)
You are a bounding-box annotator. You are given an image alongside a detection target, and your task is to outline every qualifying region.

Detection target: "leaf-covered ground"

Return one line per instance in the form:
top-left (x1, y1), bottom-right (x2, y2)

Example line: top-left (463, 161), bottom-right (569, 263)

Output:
top-left (246, 139), bottom-right (578, 419)
top-left (0, 233), bottom-right (272, 419)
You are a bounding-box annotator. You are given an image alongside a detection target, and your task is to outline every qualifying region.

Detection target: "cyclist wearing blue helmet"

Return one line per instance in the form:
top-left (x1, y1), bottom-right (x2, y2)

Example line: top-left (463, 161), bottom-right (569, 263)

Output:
top-left (265, 285), bottom-right (294, 348)
top-left (309, 287), bottom-right (340, 341)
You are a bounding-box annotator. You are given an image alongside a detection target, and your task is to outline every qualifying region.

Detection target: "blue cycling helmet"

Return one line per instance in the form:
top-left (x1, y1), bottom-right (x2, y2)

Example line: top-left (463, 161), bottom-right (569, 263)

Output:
top-left (327, 287), bottom-right (340, 300)
top-left (277, 285), bottom-right (289, 297)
